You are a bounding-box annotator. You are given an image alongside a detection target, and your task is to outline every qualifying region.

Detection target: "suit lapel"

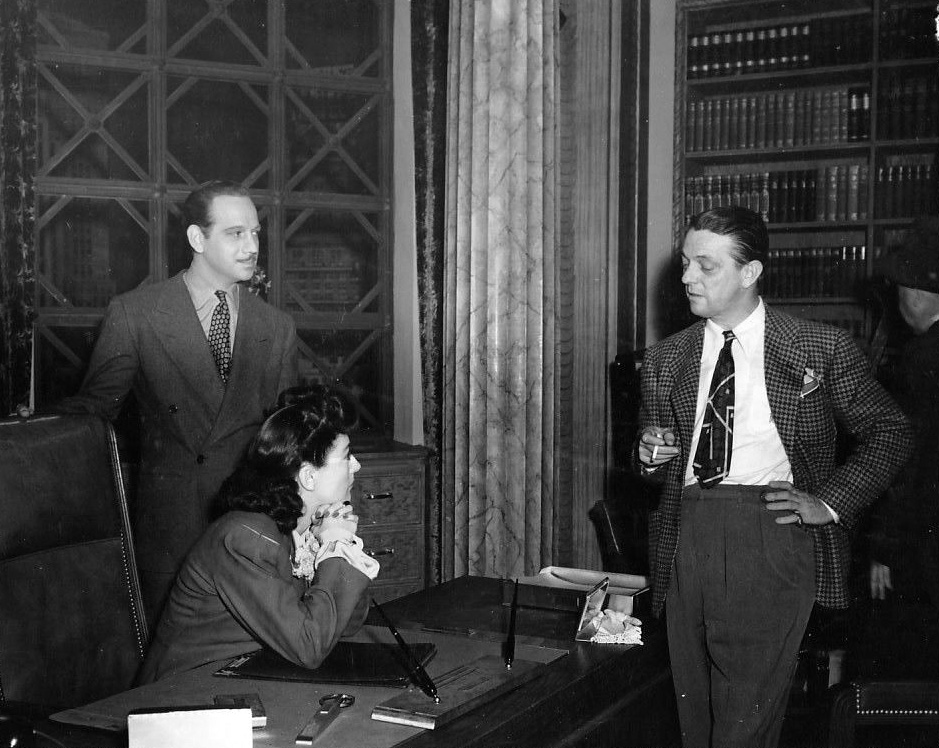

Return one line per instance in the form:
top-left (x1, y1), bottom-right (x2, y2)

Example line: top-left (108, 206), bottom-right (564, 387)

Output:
top-left (151, 273), bottom-right (226, 417)
top-left (670, 322), bottom-right (704, 454)
top-left (763, 306), bottom-right (807, 455)
top-left (210, 287), bottom-right (276, 439)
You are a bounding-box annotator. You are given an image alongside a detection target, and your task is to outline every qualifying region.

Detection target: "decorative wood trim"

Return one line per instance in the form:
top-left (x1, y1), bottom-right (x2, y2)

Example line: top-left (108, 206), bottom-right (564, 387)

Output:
top-left (617, 0), bottom-right (649, 354)
top-left (672, 5), bottom-right (689, 255)
top-left (571, 1), bottom-right (617, 571)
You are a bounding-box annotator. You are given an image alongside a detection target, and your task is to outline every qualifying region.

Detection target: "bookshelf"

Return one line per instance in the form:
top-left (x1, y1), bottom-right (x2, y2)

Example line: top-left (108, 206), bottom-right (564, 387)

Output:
top-left (675, 0), bottom-right (939, 347)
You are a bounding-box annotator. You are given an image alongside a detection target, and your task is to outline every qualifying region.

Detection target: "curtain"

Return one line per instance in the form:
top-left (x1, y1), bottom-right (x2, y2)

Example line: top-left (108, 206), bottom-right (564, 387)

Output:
top-left (411, 0), bottom-right (450, 584)
top-left (443, 0), bottom-right (559, 579)
top-left (0, 0), bottom-right (37, 416)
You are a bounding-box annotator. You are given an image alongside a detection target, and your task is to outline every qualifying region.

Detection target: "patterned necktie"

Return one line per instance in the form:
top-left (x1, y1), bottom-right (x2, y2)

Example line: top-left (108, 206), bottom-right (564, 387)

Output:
top-left (693, 329), bottom-right (736, 488)
top-left (208, 290), bottom-right (232, 384)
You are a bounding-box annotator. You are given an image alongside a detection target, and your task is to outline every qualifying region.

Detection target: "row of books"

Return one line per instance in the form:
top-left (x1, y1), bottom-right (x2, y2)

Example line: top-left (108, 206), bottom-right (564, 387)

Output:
top-left (763, 245), bottom-right (867, 300)
top-left (687, 16), bottom-right (870, 78)
top-left (875, 161), bottom-right (937, 219)
top-left (805, 315), bottom-right (866, 342)
top-left (684, 166), bottom-right (871, 225)
top-left (880, 229), bottom-right (910, 260)
top-left (878, 7), bottom-right (939, 60)
top-left (877, 73), bottom-right (939, 140)
top-left (286, 270), bottom-right (365, 306)
top-left (686, 87), bottom-right (869, 152)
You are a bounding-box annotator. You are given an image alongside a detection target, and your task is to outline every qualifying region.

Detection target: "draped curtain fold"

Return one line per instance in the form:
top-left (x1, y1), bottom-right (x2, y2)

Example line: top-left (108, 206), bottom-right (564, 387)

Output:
top-left (0, 0), bottom-right (37, 416)
top-left (442, 0), bottom-right (559, 579)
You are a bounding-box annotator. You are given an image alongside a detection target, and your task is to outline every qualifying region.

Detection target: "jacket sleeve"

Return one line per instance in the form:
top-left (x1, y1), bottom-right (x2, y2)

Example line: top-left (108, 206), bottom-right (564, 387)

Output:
top-left (813, 331), bottom-right (913, 530)
top-left (632, 346), bottom-right (669, 486)
top-left (53, 297), bottom-right (139, 420)
top-left (213, 524), bottom-right (371, 670)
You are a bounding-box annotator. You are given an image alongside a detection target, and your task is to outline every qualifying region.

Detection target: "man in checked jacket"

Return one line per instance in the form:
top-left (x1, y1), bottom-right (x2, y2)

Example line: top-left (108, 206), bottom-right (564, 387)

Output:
top-left (635, 206), bottom-right (911, 748)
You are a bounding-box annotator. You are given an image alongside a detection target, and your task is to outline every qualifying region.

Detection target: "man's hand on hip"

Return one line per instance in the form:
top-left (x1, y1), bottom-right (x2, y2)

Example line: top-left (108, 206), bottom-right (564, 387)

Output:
top-left (762, 480), bottom-right (834, 526)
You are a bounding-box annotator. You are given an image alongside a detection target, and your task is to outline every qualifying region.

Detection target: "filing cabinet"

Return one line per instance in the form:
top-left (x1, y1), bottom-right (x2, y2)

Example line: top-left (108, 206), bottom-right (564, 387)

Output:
top-left (352, 441), bottom-right (429, 603)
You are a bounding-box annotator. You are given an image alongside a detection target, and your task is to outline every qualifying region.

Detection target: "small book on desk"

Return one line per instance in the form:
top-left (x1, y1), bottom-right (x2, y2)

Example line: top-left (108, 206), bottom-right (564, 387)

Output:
top-left (214, 641), bottom-right (436, 686)
top-left (371, 655), bottom-right (544, 730)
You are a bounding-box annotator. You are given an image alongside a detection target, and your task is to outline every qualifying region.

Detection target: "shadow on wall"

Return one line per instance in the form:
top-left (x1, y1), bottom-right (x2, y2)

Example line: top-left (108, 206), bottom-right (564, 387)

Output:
top-left (602, 351), bottom-right (654, 576)
top-left (651, 251), bottom-right (695, 342)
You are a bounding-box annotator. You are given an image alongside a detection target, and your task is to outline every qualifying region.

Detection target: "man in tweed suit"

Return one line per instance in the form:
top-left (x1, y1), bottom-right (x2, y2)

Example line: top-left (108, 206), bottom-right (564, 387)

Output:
top-left (636, 207), bottom-right (911, 748)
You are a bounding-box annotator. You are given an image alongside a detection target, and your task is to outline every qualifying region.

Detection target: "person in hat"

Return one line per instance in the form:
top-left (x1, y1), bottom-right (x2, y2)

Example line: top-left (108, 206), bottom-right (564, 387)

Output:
top-left (859, 216), bottom-right (939, 679)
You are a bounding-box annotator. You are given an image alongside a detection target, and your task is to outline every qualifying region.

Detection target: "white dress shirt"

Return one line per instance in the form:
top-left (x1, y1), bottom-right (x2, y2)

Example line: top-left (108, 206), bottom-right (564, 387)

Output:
top-left (682, 300), bottom-right (838, 520)
top-left (684, 300), bottom-right (792, 486)
top-left (183, 270), bottom-right (240, 350)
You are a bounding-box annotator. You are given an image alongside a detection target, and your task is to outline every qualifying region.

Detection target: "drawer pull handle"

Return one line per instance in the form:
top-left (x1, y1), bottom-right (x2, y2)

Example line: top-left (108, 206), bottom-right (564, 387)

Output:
top-left (364, 492), bottom-right (394, 501)
top-left (368, 547), bottom-right (396, 558)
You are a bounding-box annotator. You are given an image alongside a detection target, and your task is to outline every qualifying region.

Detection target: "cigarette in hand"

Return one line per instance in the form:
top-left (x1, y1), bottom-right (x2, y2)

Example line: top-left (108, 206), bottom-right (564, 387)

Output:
top-left (651, 445), bottom-right (659, 462)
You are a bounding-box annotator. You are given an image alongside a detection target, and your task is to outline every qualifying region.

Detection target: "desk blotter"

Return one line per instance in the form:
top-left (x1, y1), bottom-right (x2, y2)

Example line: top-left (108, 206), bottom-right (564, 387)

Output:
top-left (370, 655), bottom-right (544, 730)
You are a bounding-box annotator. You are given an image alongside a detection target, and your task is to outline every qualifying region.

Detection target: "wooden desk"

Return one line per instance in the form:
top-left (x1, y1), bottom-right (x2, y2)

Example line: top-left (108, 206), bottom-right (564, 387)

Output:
top-left (41, 576), bottom-right (679, 748)
top-left (380, 576), bottom-right (679, 748)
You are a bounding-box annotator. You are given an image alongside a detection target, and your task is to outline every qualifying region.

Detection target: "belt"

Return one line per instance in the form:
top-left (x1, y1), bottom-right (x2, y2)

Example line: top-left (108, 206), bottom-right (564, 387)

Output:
top-left (682, 483), bottom-right (773, 502)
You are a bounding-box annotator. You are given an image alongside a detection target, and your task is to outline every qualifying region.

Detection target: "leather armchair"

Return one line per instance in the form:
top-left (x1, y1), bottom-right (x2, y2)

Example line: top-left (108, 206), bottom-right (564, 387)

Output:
top-left (828, 680), bottom-right (939, 748)
top-left (0, 415), bottom-right (148, 713)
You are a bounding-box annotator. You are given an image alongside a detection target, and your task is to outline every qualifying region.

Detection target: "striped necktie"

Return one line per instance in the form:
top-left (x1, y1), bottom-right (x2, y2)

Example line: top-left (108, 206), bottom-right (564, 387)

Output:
top-left (693, 329), bottom-right (736, 487)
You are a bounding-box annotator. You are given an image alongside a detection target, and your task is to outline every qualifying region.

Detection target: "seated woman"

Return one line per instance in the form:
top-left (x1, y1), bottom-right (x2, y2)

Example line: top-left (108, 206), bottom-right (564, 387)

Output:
top-left (138, 386), bottom-right (379, 683)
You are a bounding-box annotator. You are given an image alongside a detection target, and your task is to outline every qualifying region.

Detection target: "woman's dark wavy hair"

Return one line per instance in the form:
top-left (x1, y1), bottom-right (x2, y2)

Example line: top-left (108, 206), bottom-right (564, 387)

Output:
top-left (215, 385), bottom-right (356, 535)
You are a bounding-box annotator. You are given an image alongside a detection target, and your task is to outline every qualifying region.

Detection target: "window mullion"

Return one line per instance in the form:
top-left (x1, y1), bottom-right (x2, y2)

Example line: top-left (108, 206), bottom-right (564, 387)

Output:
top-left (266, 0), bottom-right (287, 309)
top-left (150, 0), bottom-right (168, 283)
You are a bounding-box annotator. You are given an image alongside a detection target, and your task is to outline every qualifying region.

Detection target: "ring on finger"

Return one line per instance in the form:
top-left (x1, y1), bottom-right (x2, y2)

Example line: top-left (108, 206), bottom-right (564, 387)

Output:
top-left (794, 513), bottom-right (804, 527)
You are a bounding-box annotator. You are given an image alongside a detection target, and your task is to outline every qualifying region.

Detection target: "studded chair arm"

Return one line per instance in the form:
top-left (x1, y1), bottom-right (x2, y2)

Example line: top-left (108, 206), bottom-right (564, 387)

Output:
top-left (829, 680), bottom-right (939, 748)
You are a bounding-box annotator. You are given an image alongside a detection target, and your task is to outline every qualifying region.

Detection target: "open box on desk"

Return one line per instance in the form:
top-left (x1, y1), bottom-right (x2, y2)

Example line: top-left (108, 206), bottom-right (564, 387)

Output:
top-left (501, 567), bottom-right (650, 617)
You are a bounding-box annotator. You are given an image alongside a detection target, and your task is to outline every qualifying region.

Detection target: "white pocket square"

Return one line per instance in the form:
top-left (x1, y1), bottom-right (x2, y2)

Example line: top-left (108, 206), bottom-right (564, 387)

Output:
top-left (800, 368), bottom-right (820, 398)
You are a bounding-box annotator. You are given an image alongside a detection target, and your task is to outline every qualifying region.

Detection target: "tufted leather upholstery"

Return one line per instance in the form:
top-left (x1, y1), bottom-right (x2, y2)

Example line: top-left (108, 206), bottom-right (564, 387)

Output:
top-left (828, 680), bottom-right (939, 748)
top-left (0, 415), bottom-right (148, 712)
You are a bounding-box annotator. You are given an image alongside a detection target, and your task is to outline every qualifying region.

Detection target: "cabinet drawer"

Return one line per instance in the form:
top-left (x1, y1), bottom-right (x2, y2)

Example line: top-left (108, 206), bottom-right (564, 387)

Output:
top-left (360, 527), bottom-right (424, 582)
top-left (354, 472), bottom-right (422, 525)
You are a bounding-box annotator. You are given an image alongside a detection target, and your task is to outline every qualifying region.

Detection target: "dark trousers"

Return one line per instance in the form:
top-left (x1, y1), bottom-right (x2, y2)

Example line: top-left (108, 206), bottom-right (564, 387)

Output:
top-left (666, 484), bottom-right (816, 748)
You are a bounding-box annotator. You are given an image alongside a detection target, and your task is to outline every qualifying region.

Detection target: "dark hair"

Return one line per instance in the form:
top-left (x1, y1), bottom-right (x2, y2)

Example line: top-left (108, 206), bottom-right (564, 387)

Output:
top-left (687, 206), bottom-right (769, 267)
top-left (182, 180), bottom-right (250, 232)
top-left (216, 385), bottom-right (356, 535)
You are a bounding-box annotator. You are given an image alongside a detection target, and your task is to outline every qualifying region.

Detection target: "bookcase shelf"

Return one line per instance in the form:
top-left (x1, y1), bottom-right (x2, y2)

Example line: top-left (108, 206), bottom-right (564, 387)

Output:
top-left (766, 221), bottom-right (870, 231)
top-left (876, 138), bottom-right (939, 152)
top-left (765, 298), bottom-right (861, 305)
top-left (686, 144), bottom-right (873, 163)
top-left (873, 217), bottom-right (927, 227)
top-left (688, 64), bottom-right (874, 91)
top-left (675, 0), bottom-right (939, 345)
top-left (878, 57), bottom-right (939, 69)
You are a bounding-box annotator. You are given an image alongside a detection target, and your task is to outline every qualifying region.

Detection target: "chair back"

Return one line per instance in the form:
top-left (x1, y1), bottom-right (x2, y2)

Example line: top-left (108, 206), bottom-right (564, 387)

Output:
top-left (0, 415), bottom-right (148, 710)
